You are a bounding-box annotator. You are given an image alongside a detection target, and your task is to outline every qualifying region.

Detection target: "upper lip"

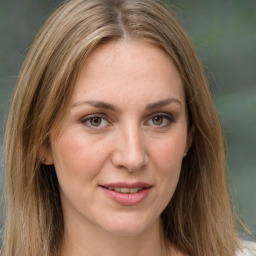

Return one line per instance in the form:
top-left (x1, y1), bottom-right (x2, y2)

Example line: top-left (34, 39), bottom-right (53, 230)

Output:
top-left (100, 182), bottom-right (152, 188)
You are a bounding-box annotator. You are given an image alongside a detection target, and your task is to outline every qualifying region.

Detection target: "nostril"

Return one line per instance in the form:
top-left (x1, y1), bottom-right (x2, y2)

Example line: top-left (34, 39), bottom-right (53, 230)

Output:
top-left (111, 149), bottom-right (148, 172)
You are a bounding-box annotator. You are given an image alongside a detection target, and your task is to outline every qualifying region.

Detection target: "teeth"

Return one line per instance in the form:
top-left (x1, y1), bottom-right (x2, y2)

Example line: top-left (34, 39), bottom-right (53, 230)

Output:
top-left (120, 187), bottom-right (130, 193)
top-left (129, 187), bottom-right (139, 193)
top-left (107, 187), bottom-right (143, 193)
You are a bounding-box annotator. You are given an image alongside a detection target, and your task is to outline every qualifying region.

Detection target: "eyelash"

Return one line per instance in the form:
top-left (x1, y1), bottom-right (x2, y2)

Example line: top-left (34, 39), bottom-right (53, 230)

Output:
top-left (146, 113), bottom-right (174, 128)
top-left (80, 113), bottom-right (174, 129)
top-left (81, 114), bottom-right (109, 129)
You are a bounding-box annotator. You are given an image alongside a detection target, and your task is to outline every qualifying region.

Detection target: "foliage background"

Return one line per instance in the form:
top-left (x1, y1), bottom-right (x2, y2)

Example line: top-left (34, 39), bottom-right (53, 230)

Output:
top-left (0, 0), bottom-right (255, 240)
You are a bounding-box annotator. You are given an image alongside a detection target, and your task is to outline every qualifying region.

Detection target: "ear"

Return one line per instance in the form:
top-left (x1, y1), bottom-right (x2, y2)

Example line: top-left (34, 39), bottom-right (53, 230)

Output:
top-left (37, 145), bottom-right (54, 165)
top-left (184, 125), bottom-right (194, 156)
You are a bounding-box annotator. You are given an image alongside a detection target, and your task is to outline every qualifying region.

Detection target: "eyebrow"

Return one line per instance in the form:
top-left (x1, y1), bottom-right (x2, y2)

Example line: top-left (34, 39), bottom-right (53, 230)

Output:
top-left (72, 100), bottom-right (119, 112)
top-left (72, 98), bottom-right (182, 112)
top-left (145, 98), bottom-right (182, 110)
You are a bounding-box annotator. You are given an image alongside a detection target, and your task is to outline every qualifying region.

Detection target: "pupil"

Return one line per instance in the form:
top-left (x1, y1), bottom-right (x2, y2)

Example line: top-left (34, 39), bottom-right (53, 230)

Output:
top-left (91, 117), bottom-right (101, 126)
top-left (153, 116), bottom-right (163, 125)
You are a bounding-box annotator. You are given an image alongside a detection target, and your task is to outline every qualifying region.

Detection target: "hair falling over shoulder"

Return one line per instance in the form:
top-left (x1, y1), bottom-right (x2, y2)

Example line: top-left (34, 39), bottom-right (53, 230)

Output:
top-left (2, 0), bottom-right (241, 255)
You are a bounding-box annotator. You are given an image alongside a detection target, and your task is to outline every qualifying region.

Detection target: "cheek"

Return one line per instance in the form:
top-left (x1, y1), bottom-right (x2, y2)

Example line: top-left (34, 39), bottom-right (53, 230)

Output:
top-left (152, 134), bottom-right (186, 171)
top-left (150, 133), bottom-right (186, 195)
top-left (50, 130), bottom-right (109, 182)
top-left (50, 130), bottom-right (113, 211)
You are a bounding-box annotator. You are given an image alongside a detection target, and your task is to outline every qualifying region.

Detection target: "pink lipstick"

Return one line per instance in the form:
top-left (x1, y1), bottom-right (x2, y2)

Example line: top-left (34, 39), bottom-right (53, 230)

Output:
top-left (100, 182), bottom-right (152, 206)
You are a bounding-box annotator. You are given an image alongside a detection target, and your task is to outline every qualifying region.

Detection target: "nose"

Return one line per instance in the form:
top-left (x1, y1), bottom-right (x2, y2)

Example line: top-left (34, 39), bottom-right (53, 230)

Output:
top-left (111, 126), bottom-right (149, 172)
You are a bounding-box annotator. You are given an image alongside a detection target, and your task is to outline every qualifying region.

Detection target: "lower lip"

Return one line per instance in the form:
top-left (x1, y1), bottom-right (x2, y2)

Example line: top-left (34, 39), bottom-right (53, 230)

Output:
top-left (101, 187), bottom-right (151, 206)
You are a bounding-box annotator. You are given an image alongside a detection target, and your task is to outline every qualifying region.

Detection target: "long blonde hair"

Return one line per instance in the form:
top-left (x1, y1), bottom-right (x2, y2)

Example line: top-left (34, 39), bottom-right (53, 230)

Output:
top-left (2, 0), bottom-right (239, 255)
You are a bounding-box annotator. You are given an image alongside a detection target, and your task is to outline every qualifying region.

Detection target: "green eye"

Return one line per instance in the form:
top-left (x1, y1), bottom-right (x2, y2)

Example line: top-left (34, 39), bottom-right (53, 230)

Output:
top-left (89, 117), bottom-right (102, 127)
top-left (152, 116), bottom-right (164, 125)
top-left (81, 115), bottom-right (109, 129)
top-left (147, 113), bottom-right (174, 128)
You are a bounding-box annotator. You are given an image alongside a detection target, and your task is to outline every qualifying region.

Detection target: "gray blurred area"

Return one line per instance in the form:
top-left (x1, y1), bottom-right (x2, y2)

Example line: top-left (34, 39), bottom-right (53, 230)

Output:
top-left (0, 0), bottom-right (255, 241)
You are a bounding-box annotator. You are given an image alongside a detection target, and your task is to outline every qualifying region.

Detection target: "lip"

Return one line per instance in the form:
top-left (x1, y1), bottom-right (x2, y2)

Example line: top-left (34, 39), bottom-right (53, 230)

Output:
top-left (100, 182), bottom-right (152, 206)
top-left (101, 182), bottom-right (152, 188)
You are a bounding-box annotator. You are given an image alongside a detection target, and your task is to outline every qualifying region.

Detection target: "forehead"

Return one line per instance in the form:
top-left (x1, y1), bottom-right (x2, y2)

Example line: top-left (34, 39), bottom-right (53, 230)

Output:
top-left (72, 40), bottom-right (185, 107)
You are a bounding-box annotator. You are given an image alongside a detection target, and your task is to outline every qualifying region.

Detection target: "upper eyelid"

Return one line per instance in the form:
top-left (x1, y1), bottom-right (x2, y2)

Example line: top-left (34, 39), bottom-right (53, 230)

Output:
top-left (146, 112), bottom-right (174, 120)
top-left (81, 113), bottom-right (108, 121)
top-left (80, 112), bottom-right (172, 118)
top-left (81, 114), bottom-right (109, 124)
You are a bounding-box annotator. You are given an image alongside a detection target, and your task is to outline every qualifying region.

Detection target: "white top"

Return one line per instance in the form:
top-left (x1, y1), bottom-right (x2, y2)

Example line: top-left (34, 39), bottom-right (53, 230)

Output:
top-left (236, 241), bottom-right (256, 256)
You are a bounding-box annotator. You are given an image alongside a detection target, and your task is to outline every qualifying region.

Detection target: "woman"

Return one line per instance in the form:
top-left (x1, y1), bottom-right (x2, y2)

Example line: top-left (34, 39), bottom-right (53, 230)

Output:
top-left (1, 0), bottom-right (255, 255)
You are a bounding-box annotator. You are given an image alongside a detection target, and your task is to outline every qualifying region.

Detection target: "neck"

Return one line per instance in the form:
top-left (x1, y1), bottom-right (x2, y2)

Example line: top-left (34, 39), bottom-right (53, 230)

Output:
top-left (60, 216), bottom-right (170, 256)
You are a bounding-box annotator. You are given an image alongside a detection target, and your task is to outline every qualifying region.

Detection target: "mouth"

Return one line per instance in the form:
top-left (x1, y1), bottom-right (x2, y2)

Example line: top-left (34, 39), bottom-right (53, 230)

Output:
top-left (102, 186), bottom-right (144, 193)
top-left (100, 182), bottom-right (152, 206)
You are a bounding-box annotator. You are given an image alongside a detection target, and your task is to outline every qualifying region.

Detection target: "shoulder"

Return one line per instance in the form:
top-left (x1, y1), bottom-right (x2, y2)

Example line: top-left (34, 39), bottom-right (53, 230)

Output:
top-left (236, 240), bottom-right (256, 256)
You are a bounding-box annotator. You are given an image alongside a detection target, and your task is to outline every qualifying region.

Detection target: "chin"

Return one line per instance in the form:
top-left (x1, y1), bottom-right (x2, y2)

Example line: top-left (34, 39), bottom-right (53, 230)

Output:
top-left (101, 214), bottom-right (158, 237)
top-left (106, 226), bottom-right (148, 237)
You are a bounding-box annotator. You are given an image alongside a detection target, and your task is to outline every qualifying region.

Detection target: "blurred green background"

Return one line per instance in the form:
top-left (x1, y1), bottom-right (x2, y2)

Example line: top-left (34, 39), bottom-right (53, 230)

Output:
top-left (0, 0), bottom-right (255, 239)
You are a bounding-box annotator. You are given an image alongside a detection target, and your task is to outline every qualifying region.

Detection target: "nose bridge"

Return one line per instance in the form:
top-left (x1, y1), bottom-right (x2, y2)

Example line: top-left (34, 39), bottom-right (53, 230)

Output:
top-left (112, 122), bottom-right (148, 171)
top-left (124, 124), bottom-right (143, 155)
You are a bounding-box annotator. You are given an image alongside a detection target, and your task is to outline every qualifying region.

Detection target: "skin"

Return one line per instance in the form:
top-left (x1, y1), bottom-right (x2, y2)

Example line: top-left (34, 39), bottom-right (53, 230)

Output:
top-left (44, 40), bottom-right (191, 256)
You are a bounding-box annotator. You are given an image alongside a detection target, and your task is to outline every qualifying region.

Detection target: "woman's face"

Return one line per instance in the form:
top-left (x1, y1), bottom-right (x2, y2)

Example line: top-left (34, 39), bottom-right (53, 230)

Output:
top-left (47, 40), bottom-right (190, 237)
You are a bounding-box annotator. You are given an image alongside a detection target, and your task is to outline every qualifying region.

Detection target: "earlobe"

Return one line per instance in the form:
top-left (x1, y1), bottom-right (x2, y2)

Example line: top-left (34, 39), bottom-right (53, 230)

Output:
top-left (37, 145), bottom-right (54, 165)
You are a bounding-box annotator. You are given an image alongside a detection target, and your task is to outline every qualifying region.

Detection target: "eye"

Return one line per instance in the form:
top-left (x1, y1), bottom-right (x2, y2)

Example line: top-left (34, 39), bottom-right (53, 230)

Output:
top-left (147, 113), bottom-right (174, 127)
top-left (81, 115), bottom-right (108, 128)
top-left (152, 115), bottom-right (164, 125)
